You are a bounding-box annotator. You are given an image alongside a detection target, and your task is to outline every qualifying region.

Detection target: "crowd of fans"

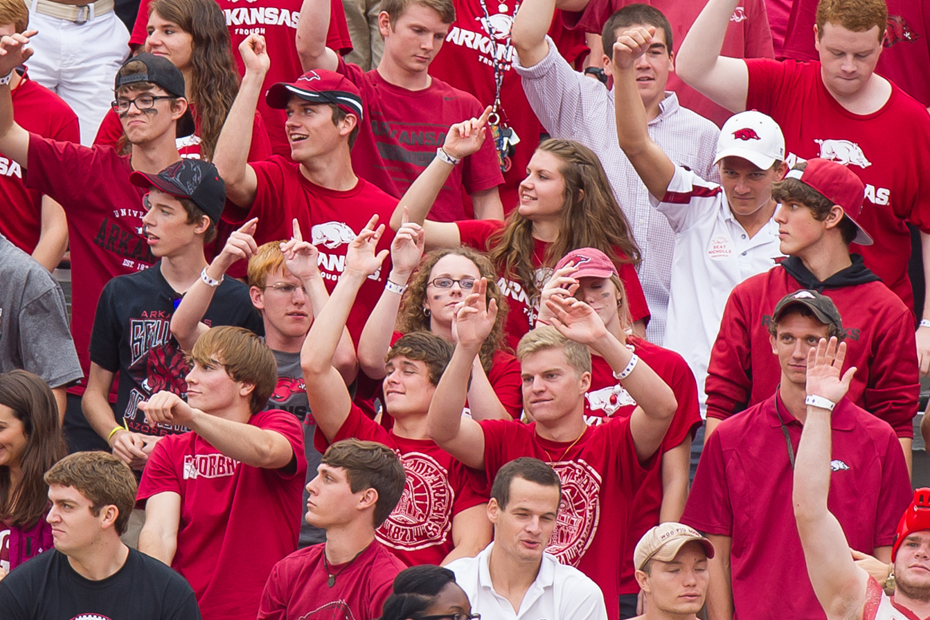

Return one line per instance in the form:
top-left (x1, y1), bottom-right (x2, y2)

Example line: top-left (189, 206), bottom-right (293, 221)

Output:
top-left (0, 0), bottom-right (928, 618)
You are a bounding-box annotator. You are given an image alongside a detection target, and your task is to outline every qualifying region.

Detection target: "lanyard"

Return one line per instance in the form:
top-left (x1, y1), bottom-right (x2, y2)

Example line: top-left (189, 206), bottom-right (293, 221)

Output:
top-left (773, 390), bottom-right (796, 470)
top-left (476, 0), bottom-right (519, 172)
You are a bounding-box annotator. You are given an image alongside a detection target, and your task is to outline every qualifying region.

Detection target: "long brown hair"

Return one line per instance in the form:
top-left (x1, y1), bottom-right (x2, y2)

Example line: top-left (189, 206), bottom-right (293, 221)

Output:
top-left (398, 247), bottom-right (510, 368)
top-left (0, 370), bottom-right (67, 527)
top-left (486, 139), bottom-right (641, 301)
top-left (146, 0), bottom-right (240, 160)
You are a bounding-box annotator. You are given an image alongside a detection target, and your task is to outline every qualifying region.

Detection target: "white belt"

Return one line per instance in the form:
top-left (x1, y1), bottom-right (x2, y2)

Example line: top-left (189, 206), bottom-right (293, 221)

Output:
top-left (32, 0), bottom-right (114, 24)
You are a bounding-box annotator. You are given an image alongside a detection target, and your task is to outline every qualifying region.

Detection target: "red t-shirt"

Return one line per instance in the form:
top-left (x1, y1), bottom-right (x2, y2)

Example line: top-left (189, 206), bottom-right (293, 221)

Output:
top-left (586, 338), bottom-right (701, 595)
top-left (336, 57), bottom-right (503, 222)
top-left (24, 137), bottom-right (157, 397)
top-left (315, 404), bottom-right (488, 566)
top-left (562, 0), bottom-right (775, 126)
top-left (257, 541), bottom-right (404, 620)
top-left (137, 409), bottom-right (307, 620)
top-left (2, 71), bottom-right (80, 256)
top-left (681, 393), bottom-right (911, 620)
top-left (456, 218), bottom-right (649, 350)
top-left (766, 0), bottom-right (792, 55)
top-left (746, 58), bottom-right (930, 310)
top-left (479, 416), bottom-right (653, 620)
top-left (222, 156), bottom-right (397, 345)
top-left (130, 0), bottom-right (352, 158)
top-left (94, 106), bottom-right (272, 162)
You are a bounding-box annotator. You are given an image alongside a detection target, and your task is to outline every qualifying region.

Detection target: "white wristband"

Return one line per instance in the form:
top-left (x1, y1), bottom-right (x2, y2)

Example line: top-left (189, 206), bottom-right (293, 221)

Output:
top-left (385, 280), bottom-right (406, 295)
top-left (436, 147), bottom-right (461, 166)
top-left (613, 353), bottom-right (639, 381)
top-left (805, 395), bottom-right (836, 411)
top-left (920, 319), bottom-right (930, 329)
top-left (0, 71), bottom-right (13, 86)
top-left (200, 267), bottom-right (223, 288)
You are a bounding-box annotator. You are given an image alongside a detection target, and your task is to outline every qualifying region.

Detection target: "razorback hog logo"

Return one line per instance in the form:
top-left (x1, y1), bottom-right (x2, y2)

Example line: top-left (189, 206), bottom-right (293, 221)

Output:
top-left (311, 221), bottom-right (356, 249)
top-left (730, 6), bottom-right (747, 22)
top-left (884, 15), bottom-right (921, 47)
top-left (476, 13), bottom-right (514, 40)
top-left (269, 377), bottom-right (306, 403)
top-left (134, 342), bottom-right (189, 396)
top-left (298, 71), bottom-right (323, 83)
top-left (814, 139), bottom-right (872, 168)
top-left (732, 128), bottom-right (761, 141)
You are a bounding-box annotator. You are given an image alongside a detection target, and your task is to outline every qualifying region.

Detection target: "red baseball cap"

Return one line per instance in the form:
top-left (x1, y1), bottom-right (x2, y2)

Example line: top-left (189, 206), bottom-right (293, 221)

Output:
top-left (892, 488), bottom-right (930, 561)
top-left (265, 69), bottom-right (364, 121)
top-left (784, 158), bottom-right (872, 246)
top-left (554, 248), bottom-right (619, 279)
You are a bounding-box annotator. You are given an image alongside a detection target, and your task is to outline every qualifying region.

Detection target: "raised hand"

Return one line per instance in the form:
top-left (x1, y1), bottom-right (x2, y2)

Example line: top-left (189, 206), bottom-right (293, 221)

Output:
top-left (545, 296), bottom-right (607, 345)
top-left (452, 278), bottom-right (498, 349)
top-left (391, 207), bottom-right (425, 276)
top-left (238, 33), bottom-right (270, 76)
top-left (805, 337), bottom-right (856, 406)
top-left (139, 391), bottom-right (196, 429)
top-left (0, 30), bottom-right (37, 78)
top-left (611, 26), bottom-right (656, 72)
top-left (281, 219), bottom-right (321, 281)
top-left (344, 215), bottom-right (389, 278)
top-left (537, 264), bottom-right (579, 325)
top-left (215, 217), bottom-right (258, 271)
top-left (443, 106), bottom-right (491, 160)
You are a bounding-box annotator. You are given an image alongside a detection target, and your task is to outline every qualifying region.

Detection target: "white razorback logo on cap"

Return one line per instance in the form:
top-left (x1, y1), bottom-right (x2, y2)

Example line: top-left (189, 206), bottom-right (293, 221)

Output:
top-left (298, 72), bottom-right (322, 83)
top-left (792, 291), bottom-right (816, 299)
top-left (814, 139), bottom-right (872, 169)
top-left (312, 221), bottom-right (356, 249)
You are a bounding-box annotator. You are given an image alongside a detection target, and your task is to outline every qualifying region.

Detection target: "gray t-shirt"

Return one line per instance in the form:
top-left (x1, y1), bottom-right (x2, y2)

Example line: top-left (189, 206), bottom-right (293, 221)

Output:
top-left (267, 348), bottom-right (326, 547)
top-left (0, 234), bottom-right (82, 387)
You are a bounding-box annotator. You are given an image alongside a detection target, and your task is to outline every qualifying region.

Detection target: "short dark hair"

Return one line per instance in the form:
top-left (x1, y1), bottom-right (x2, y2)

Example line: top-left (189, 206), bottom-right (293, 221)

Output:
top-left (771, 162), bottom-right (859, 246)
top-left (380, 566), bottom-right (458, 620)
top-left (176, 196), bottom-right (217, 242)
top-left (321, 439), bottom-right (406, 527)
top-left (386, 332), bottom-right (455, 387)
top-left (601, 3), bottom-right (673, 58)
top-left (329, 104), bottom-right (361, 149)
top-left (491, 457), bottom-right (561, 510)
top-left (44, 452), bottom-right (138, 535)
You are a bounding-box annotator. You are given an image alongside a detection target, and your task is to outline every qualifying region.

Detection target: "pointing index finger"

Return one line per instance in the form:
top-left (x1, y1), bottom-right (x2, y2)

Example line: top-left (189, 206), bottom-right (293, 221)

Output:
top-left (291, 218), bottom-right (302, 242)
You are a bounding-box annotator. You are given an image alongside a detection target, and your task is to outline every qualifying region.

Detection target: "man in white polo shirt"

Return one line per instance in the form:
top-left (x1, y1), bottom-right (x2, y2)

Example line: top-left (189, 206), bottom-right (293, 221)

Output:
top-left (612, 26), bottom-right (787, 426)
top-left (446, 458), bottom-right (608, 620)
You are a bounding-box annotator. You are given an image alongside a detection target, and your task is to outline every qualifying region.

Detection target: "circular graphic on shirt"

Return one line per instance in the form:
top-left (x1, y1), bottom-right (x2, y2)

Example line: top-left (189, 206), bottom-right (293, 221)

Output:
top-left (546, 460), bottom-right (602, 566)
top-left (707, 236), bottom-right (734, 261)
top-left (376, 451), bottom-right (453, 551)
top-left (298, 600), bottom-right (356, 620)
top-left (71, 615), bottom-right (114, 620)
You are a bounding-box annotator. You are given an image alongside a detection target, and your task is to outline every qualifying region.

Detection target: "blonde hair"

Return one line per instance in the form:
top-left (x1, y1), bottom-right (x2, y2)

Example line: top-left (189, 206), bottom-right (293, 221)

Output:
top-left (516, 327), bottom-right (591, 377)
top-left (190, 326), bottom-right (276, 413)
top-left (247, 240), bottom-right (288, 288)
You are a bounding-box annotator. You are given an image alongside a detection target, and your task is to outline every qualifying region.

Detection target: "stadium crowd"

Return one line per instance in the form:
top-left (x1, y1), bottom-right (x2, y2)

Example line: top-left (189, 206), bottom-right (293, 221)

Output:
top-left (0, 0), bottom-right (929, 618)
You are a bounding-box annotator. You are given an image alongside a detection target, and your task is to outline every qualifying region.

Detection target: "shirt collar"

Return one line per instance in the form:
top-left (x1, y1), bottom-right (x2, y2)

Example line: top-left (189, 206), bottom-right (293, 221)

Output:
top-left (476, 542), bottom-right (553, 591)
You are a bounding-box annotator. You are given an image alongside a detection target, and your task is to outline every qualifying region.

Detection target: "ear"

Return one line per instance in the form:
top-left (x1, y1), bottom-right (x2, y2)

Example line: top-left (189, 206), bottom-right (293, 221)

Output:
top-left (378, 11), bottom-right (392, 37)
top-left (635, 568), bottom-right (651, 593)
top-left (339, 113), bottom-right (358, 138)
top-left (668, 49), bottom-right (675, 72)
top-left (358, 487), bottom-right (379, 512)
top-left (249, 286), bottom-right (265, 310)
top-left (823, 205), bottom-right (845, 230)
top-left (194, 215), bottom-right (211, 236)
top-left (770, 332), bottom-right (778, 355)
top-left (813, 24), bottom-right (821, 51)
top-left (774, 161), bottom-right (789, 180)
top-left (487, 498), bottom-right (501, 525)
top-left (100, 505), bottom-right (120, 530)
top-left (238, 381), bottom-right (257, 398)
top-left (579, 370), bottom-right (592, 393)
top-left (171, 97), bottom-right (190, 122)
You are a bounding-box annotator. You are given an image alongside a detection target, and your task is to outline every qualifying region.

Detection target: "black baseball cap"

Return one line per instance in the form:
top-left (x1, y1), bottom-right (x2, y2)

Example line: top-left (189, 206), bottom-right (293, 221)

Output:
top-left (130, 159), bottom-right (226, 225)
top-left (772, 290), bottom-right (844, 333)
top-left (114, 53), bottom-right (195, 138)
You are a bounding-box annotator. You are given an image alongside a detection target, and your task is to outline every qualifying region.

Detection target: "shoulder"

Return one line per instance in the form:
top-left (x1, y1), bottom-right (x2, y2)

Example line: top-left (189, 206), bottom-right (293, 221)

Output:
top-left (548, 554), bottom-right (600, 590)
top-left (352, 176), bottom-right (399, 208)
top-left (251, 408), bottom-right (303, 431)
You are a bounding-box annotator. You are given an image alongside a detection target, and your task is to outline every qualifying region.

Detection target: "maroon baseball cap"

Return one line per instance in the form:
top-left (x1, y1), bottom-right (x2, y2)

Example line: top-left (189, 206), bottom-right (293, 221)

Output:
top-left (265, 69), bottom-right (364, 120)
top-left (554, 248), bottom-right (619, 279)
top-left (785, 158), bottom-right (872, 246)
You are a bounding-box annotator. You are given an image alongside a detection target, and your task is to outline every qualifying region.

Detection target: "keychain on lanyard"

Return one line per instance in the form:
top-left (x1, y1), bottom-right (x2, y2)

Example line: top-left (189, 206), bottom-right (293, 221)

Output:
top-left (478, 0), bottom-right (521, 173)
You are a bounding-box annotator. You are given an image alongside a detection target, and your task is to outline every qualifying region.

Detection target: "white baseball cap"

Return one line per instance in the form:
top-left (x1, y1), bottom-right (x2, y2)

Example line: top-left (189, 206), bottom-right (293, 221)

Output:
top-left (714, 110), bottom-right (786, 171)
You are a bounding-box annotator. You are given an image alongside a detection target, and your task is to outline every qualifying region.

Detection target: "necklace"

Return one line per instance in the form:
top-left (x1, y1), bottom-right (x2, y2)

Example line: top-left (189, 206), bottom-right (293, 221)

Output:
top-left (540, 428), bottom-right (587, 464)
top-left (323, 547), bottom-right (366, 587)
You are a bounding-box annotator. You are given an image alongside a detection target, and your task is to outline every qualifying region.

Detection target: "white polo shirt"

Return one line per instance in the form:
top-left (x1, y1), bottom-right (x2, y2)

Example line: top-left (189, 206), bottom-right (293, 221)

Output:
top-left (446, 543), bottom-right (607, 620)
top-left (652, 165), bottom-right (784, 416)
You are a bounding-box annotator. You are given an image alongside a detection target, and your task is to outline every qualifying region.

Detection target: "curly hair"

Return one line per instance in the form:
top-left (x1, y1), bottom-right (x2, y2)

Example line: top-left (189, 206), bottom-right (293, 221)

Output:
top-left (398, 247), bottom-right (510, 368)
top-left (487, 139), bottom-right (641, 303)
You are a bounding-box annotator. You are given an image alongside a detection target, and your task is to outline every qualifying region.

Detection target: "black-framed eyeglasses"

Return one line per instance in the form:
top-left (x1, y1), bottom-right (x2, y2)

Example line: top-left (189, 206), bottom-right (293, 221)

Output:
top-left (428, 277), bottom-right (477, 290)
top-left (111, 95), bottom-right (177, 114)
top-left (263, 282), bottom-right (308, 296)
top-left (416, 614), bottom-right (480, 620)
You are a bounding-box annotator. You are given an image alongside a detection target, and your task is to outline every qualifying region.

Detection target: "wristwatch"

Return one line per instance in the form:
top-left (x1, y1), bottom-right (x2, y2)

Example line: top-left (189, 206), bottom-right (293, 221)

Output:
top-left (583, 67), bottom-right (608, 85)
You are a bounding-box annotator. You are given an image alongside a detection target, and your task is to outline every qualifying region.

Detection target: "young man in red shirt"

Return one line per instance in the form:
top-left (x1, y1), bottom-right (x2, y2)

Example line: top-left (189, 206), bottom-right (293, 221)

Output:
top-left (427, 279), bottom-right (678, 620)
top-left (258, 438), bottom-right (407, 620)
top-left (295, 0), bottom-right (505, 221)
top-left (674, 0), bottom-right (930, 362)
top-left (213, 34), bottom-right (397, 345)
top-left (137, 326), bottom-right (307, 620)
top-left (703, 159), bottom-right (919, 472)
top-left (0, 32), bottom-right (188, 453)
top-left (300, 216), bottom-right (492, 566)
top-left (683, 290), bottom-right (911, 620)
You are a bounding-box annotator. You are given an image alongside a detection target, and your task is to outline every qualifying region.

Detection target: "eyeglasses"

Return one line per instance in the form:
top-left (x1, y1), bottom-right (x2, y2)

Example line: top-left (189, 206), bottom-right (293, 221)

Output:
top-left (111, 95), bottom-right (177, 114)
top-left (416, 614), bottom-right (480, 620)
top-left (428, 277), bottom-right (477, 290)
top-left (263, 282), bottom-right (308, 296)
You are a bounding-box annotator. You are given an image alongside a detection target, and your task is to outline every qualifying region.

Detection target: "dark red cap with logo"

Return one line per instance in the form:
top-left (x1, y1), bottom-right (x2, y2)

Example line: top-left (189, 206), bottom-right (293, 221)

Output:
top-left (785, 158), bottom-right (872, 246)
top-left (265, 69), bottom-right (364, 120)
top-left (554, 248), bottom-right (619, 279)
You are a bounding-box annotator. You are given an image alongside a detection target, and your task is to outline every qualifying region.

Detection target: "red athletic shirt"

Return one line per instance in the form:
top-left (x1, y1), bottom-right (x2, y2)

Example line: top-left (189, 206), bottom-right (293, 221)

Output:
top-left (562, 0), bottom-right (775, 126)
top-left (136, 410), bottom-right (307, 620)
top-left (456, 218), bottom-right (649, 350)
top-left (221, 155), bottom-right (397, 345)
top-left (24, 137), bottom-right (156, 397)
top-left (336, 57), bottom-right (504, 222)
top-left (682, 393), bottom-right (911, 620)
top-left (314, 404), bottom-right (488, 566)
top-left (746, 58), bottom-right (930, 310)
top-left (479, 416), bottom-right (654, 620)
top-left (130, 0), bottom-right (352, 158)
top-left (586, 338), bottom-right (701, 595)
top-left (1, 71), bottom-right (79, 256)
top-left (704, 260), bottom-right (919, 438)
top-left (258, 541), bottom-right (404, 620)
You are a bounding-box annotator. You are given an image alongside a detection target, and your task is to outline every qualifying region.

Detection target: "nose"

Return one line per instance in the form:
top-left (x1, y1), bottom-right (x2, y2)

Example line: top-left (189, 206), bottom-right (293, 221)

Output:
top-left (634, 52), bottom-right (650, 70)
top-left (840, 55), bottom-right (856, 73)
top-left (525, 515), bottom-right (542, 535)
top-left (774, 204), bottom-right (788, 223)
top-left (791, 339), bottom-right (807, 360)
top-left (141, 206), bottom-right (157, 227)
top-left (681, 566), bottom-right (698, 587)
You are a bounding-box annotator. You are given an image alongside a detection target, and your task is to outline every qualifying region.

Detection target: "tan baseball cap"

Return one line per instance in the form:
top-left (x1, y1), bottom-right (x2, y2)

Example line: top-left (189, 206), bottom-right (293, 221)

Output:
top-left (634, 523), bottom-right (715, 571)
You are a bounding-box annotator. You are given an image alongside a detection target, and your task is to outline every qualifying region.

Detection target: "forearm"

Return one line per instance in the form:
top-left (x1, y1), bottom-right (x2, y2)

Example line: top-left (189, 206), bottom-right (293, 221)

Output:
top-left (676, 0), bottom-right (739, 82)
top-left (466, 359), bottom-right (510, 421)
top-left (296, 0), bottom-right (339, 71)
top-left (900, 437), bottom-right (913, 480)
top-left (390, 156), bottom-right (455, 230)
top-left (706, 551), bottom-right (735, 620)
top-left (0, 83), bottom-right (29, 165)
top-left (32, 197), bottom-right (68, 271)
top-left (357, 271), bottom-right (409, 378)
top-left (427, 344), bottom-right (478, 444)
top-left (213, 71), bottom-right (262, 200)
top-left (170, 263), bottom-right (226, 352)
top-left (658, 440), bottom-right (691, 522)
top-left (138, 526), bottom-right (177, 565)
top-left (511, 0), bottom-right (556, 67)
top-left (52, 386), bottom-right (67, 425)
top-left (595, 336), bottom-right (676, 423)
top-left (302, 271), bottom-right (365, 376)
top-left (793, 408), bottom-right (832, 523)
top-left (82, 389), bottom-right (120, 440)
top-left (188, 410), bottom-right (292, 469)
top-left (471, 187), bottom-right (503, 221)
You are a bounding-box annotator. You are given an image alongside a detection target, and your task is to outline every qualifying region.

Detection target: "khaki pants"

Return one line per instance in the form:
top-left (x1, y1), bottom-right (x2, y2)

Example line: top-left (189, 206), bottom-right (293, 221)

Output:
top-left (342, 0), bottom-right (383, 71)
top-left (120, 507), bottom-right (146, 549)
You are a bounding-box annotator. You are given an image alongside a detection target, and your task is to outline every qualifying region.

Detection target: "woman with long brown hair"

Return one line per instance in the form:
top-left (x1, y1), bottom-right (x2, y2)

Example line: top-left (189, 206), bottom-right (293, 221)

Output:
top-left (94, 0), bottom-right (272, 162)
top-left (392, 114), bottom-right (648, 350)
top-left (0, 370), bottom-right (67, 578)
